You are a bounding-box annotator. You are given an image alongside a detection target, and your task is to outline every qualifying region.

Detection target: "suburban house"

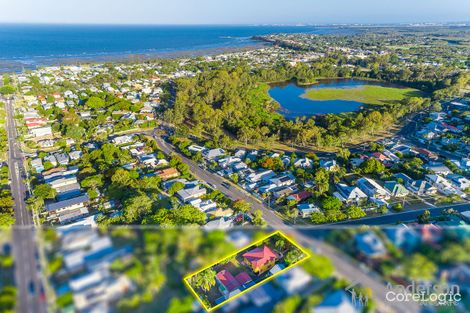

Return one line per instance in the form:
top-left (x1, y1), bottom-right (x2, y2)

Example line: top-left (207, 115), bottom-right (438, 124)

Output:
top-left (355, 231), bottom-right (387, 259)
top-left (187, 145), bottom-right (206, 153)
top-left (215, 269), bottom-right (252, 298)
top-left (334, 183), bottom-right (368, 204)
top-left (408, 179), bottom-right (438, 196)
top-left (424, 162), bottom-right (452, 175)
top-left (356, 177), bottom-right (391, 200)
top-left (287, 190), bottom-right (312, 203)
top-left (297, 203), bottom-right (320, 218)
top-left (319, 159), bottom-right (338, 171)
top-left (156, 168), bottom-right (180, 180)
top-left (294, 157), bottom-right (313, 169)
top-left (447, 174), bottom-right (470, 190)
top-left (30, 126), bottom-right (52, 138)
top-left (425, 174), bottom-right (465, 197)
top-left (45, 194), bottom-right (90, 222)
top-left (246, 170), bottom-right (276, 183)
top-left (242, 245), bottom-right (278, 274)
top-left (384, 181), bottom-right (409, 197)
top-left (384, 224), bottom-right (420, 252)
top-left (270, 173), bottom-right (295, 188)
top-left (272, 186), bottom-right (295, 199)
top-left (30, 158), bottom-right (44, 173)
top-left (313, 290), bottom-right (358, 313)
top-left (276, 267), bottom-right (312, 295)
top-left (203, 148), bottom-right (225, 160)
top-left (176, 186), bottom-right (207, 202)
top-left (54, 152), bottom-right (70, 166)
top-left (112, 135), bottom-right (134, 145)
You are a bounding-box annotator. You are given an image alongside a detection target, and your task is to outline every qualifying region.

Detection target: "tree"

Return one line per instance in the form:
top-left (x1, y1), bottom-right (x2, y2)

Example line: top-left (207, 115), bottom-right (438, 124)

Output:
top-left (33, 184), bottom-right (56, 200)
top-left (166, 297), bottom-right (193, 313)
top-left (80, 174), bottom-right (104, 189)
top-left (111, 168), bottom-right (134, 187)
top-left (123, 194), bottom-right (153, 223)
top-left (173, 205), bottom-right (206, 225)
top-left (310, 212), bottom-right (327, 224)
top-left (232, 199), bottom-right (251, 214)
top-left (338, 148), bottom-right (351, 162)
top-left (346, 205), bottom-right (366, 219)
top-left (440, 240), bottom-right (470, 264)
top-left (0, 213), bottom-right (15, 226)
top-left (229, 173), bottom-right (239, 183)
top-left (402, 254), bottom-right (437, 281)
top-left (325, 208), bottom-right (347, 222)
top-left (321, 196), bottom-right (342, 211)
top-left (417, 210), bottom-right (431, 224)
top-left (302, 252), bottom-right (334, 279)
top-left (191, 269), bottom-right (216, 292)
top-left (251, 210), bottom-right (266, 226)
top-left (85, 96), bottom-right (106, 109)
top-left (43, 161), bottom-right (54, 171)
top-left (273, 295), bottom-right (301, 313)
top-left (168, 181), bottom-right (184, 196)
top-left (314, 168), bottom-right (329, 196)
top-left (430, 101), bottom-right (442, 112)
top-left (65, 125), bottom-right (85, 141)
top-left (0, 85), bottom-right (15, 95)
top-left (360, 158), bottom-right (385, 174)
top-left (284, 249), bottom-right (304, 266)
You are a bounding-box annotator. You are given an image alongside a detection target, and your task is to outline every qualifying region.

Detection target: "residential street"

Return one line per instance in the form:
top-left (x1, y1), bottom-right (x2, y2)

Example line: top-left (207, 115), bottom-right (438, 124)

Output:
top-left (331, 202), bottom-right (470, 226)
top-left (154, 132), bottom-right (420, 313)
top-left (3, 95), bottom-right (48, 313)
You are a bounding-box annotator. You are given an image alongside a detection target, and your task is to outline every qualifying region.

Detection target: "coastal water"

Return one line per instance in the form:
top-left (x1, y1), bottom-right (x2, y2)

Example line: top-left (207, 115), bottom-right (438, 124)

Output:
top-left (269, 79), bottom-right (396, 118)
top-left (0, 24), bottom-right (356, 72)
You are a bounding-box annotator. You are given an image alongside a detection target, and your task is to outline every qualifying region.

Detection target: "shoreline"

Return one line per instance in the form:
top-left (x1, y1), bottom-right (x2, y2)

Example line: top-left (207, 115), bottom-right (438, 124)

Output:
top-left (0, 42), bottom-right (268, 73)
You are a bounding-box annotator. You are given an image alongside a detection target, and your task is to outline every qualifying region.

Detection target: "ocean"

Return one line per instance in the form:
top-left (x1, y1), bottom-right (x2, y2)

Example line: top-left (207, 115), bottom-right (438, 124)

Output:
top-left (0, 24), bottom-right (355, 72)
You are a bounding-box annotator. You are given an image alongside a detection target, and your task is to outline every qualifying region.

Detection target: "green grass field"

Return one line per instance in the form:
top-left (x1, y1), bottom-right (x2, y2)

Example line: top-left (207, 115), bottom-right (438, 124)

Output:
top-left (302, 85), bottom-right (425, 105)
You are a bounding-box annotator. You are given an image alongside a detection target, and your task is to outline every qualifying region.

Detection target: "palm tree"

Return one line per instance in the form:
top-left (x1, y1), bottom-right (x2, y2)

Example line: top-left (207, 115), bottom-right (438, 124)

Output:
top-left (192, 269), bottom-right (216, 292)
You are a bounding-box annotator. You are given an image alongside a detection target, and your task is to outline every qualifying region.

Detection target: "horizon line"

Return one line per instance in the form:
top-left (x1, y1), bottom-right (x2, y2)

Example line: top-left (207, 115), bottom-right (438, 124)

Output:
top-left (0, 21), bottom-right (469, 27)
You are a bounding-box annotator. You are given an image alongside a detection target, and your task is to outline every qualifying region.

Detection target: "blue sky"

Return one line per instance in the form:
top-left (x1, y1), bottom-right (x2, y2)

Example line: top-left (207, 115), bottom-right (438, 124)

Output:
top-left (0, 0), bottom-right (468, 24)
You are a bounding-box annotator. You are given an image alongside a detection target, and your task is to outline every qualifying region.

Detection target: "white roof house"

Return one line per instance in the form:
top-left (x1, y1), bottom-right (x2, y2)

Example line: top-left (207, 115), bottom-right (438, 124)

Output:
top-left (334, 183), bottom-right (368, 203)
top-left (30, 126), bottom-right (52, 138)
top-left (276, 267), bottom-right (312, 295)
top-left (203, 148), bottom-right (225, 160)
top-left (357, 177), bottom-right (390, 200)
top-left (294, 157), bottom-right (313, 169)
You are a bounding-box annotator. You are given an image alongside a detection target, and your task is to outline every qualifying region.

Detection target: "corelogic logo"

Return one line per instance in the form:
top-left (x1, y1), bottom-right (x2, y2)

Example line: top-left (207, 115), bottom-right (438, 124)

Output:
top-left (386, 281), bottom-right (462, 306)
top-left (345, 282), bottom-right (368, 309)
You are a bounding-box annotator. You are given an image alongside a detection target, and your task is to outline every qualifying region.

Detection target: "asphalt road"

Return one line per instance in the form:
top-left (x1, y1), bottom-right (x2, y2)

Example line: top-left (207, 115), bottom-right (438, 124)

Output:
top-left (154, 133), bottom-right (420, 313)
top-left (330, 202), bottom-right (470, 226)
top-left (3, 96), bottom-right (48, 313)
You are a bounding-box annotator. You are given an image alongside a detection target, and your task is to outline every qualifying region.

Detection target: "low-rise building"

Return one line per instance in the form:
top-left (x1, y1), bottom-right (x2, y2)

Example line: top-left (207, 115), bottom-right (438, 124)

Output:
top-left (176, 186), bottom-right (207, 202)
top-left (356, 178), bottom-right (390, 200)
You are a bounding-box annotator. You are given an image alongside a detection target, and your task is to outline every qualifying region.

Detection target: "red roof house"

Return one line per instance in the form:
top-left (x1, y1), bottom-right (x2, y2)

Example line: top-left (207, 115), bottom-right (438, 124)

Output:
top-left (242, 245), bottom-right (278, 274)
top-left (287, 190), bottom-right (312, 202)
top-left (216, 270), bottom-right (239, 292)
top-left (216, 270), bottom-right (252, 296)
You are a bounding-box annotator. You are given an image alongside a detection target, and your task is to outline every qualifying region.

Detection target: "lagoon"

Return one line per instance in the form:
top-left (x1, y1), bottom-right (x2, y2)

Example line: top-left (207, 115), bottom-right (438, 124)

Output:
top-left (268, 79), bottom-right (417, 118)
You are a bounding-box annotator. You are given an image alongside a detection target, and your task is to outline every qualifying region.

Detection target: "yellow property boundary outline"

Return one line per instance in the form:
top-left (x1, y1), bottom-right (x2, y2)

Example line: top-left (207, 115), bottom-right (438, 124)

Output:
top-left (183, 230), bottom-right (311, 312)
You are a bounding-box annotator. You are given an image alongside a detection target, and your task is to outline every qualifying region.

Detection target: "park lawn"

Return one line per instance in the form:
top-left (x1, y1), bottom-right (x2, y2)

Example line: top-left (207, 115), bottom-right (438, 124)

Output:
top-left (302, 85), bottom-right (425, 105)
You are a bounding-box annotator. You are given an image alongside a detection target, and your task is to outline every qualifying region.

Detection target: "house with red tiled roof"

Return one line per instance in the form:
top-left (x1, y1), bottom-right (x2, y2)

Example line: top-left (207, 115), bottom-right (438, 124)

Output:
top-left (242, 245), bottom-right (278, 274)
top-left (156, 167), bottom-right (180, 180)
top-left (287, 190), bottom-right (312, 202)
top-left (216, 270), bottom-right (252, 298)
